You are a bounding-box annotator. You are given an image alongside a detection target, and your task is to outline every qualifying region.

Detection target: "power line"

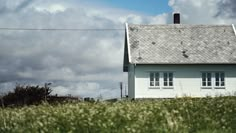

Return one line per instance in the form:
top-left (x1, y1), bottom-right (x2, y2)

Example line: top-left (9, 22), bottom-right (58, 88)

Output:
top-left (0, 27), bottom-right (125, 31)
top-left (0, 25), bottom-right (231, 31)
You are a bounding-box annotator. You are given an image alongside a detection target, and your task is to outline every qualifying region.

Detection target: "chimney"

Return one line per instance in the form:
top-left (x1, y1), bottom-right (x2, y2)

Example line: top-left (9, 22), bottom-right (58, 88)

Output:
top-left (173, 13), bottom-right (180, 24)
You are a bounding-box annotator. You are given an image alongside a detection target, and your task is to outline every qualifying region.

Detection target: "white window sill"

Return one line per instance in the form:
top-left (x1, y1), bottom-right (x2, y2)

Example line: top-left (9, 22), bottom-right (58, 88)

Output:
top-left (162, 87), bottom-right (174, 89)
top-left (214, 87), bottom-right (225, 89)
top-left (149, 87), bottom-right (160, 89)
top-left (201, 87), bottom-right (212, 89)
top-left (201, 87), bottom-right (225, 89)
top-left (148, 87), bottom-right (174, 89)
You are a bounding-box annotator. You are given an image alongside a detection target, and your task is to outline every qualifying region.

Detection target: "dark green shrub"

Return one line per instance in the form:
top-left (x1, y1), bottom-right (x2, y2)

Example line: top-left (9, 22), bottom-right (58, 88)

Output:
top-left (2, 85), bottom-right (52, 107)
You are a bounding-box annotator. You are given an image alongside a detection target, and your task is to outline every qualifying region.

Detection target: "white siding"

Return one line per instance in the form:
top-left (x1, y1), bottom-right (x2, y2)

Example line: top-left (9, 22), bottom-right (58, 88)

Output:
top-left (128, 64), bottom-right (135, 98)
top-left (132, 65), bottom-right (236, 99)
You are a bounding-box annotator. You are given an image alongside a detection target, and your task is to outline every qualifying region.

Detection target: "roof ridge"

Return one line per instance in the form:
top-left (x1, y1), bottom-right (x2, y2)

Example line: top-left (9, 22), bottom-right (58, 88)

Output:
top-left (128, 24), bottom-right (231, 27)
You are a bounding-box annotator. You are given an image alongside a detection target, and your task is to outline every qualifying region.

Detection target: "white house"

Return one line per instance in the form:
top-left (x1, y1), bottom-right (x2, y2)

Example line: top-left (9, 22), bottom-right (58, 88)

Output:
top-left (123, 14), bottom-right (236, 99)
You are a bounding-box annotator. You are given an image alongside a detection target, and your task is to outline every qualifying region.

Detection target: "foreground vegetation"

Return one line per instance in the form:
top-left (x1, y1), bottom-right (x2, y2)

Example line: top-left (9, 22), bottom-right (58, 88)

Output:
top-left (0, 97), bottom-right (236, 133)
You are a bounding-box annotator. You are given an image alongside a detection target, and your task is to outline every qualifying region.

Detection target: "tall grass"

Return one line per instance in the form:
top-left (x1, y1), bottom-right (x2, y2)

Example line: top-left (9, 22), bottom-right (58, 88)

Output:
top-left (0, 96), bottom-right (235, 133)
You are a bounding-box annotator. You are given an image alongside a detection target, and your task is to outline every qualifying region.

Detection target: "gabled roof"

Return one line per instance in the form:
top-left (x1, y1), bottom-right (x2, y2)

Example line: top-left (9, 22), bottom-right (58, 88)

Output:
top-left (123, 23), bottom-right (236, 71)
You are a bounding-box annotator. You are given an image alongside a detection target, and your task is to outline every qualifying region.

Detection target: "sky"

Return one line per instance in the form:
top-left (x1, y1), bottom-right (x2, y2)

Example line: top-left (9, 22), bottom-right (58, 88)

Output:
top-left (0, 0), bottom-right (236, 99)
top-left (85, 0), bottom-right (172, 15)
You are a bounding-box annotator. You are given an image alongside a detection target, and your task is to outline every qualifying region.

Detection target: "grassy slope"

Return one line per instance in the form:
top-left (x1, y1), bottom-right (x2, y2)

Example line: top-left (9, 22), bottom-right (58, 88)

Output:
top-left (0, 97), bottom-right (236, 133)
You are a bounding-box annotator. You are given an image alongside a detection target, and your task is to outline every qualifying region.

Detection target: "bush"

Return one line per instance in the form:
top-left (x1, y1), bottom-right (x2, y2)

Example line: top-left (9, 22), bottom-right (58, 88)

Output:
top-left (2, 85), bottom-right (52, 107)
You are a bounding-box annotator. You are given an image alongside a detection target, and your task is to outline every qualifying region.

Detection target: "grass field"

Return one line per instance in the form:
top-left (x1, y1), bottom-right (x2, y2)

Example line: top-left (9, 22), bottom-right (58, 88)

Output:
top-left (0, 97), bottom-right (236, 133)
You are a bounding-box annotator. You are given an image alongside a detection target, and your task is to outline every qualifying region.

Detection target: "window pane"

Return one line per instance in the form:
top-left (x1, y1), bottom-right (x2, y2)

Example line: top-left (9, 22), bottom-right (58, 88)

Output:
top-left (202, 73), bottom-right (206, 83)
top-left (202, 73), bottom-right (207, 86)
top-left (150, 73), bottom-right (154, 81)
top-left (203, 82), bottom-right (206, 86)
top-left (220, 73), bottom-right (224, 78)
top-left (169, 73), bottom-right (173, 82)
top-left (154, 73), bottom-right (159, 86)
top-left (202, 78), bottom-right (206, 82)
top-left (155, 73), bottom-right (159, 81)
top-left (220, 73), bottom-right (225, 82)
top-left (169, 81), bottom-right (173, 86)
top-left (202, 73), bottom-right (206, 79)
top-left (150, 81), bottom-right (154, 86)
top-left (215, 73), bottom-right (219, 82)
top-left (207, 73), bottom-right (211, 86)
top-left (150, 73), bottom-right (154, 86)
top-left (164, 73), bottom-right (168, 82)
top-left (207, 81), bottom-right (211, 86)
top-left (215, 81), bottom-right (219, 86)
top-left (164, 81), bottom-right (168, 86)
top-left (207, 73), bottom-right (211, 82)
top-left (169, 73), bottom-right (173, 78)
top-left (221, 82), bottom-right (225, 86)
top-left (221, 78), bottom-right (224, 82)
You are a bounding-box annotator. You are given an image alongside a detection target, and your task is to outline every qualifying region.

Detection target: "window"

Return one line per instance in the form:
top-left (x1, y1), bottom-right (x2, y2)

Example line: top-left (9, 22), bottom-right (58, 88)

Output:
top-left (149, 72), bottom-right (159, 87)
top-left (215, 72), bottom-right (225, 87)
top-left (202, 72), bottom-right (212, 87)
top-left (149, 72), bottom-right (173, 88)
top-left (201, 72), bottom-right (225, 88)
top-left (164, 72), bottom-right (173, 87)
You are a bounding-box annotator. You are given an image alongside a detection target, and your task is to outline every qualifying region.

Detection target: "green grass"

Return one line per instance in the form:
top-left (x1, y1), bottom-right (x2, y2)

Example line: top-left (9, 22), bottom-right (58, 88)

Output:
top-left (0, 97), bottom-right (236, 133)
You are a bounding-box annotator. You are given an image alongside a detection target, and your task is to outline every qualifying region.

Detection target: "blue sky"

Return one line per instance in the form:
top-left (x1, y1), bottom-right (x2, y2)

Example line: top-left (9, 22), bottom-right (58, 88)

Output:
top-left (93, 0), bottom-right (172, 15)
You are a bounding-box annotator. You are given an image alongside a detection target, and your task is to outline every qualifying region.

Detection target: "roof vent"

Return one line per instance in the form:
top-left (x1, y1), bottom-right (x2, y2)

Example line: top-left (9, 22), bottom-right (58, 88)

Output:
top-left (182, 50), bottom-right (189, 58)
top-left (173, 13), bottom-right (180, 24)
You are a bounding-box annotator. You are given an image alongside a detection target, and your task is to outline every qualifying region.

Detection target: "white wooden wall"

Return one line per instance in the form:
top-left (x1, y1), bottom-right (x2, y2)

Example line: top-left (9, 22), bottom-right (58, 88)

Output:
top-left (128, 64), bottom-right (135, 98)
top-left (129, 64), bottom-right (236, 99)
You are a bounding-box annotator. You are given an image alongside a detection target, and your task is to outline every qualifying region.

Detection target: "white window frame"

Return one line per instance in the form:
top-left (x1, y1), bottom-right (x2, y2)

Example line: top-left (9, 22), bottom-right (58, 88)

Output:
top-left (149, 72), bottom-right (160, 88)
top-left (201, 72), bottom-right (212, 89)
top-left (214, 72), bottom-right (225, 89)
top-left (201, 72), bottom-right (225, 89)
top-left (163, 72), bottom-right (174, 89)
top-left (149, 72), bottom-right (174, 89)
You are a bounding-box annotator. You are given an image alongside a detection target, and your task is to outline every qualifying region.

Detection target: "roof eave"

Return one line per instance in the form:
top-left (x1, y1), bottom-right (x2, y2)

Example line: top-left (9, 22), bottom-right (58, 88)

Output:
top-left (123, 23), bottom-right (130, 72)
top-left (133, 63), bottom-right (236, 65)
top-left (126, 23), bottom-right (131, 63)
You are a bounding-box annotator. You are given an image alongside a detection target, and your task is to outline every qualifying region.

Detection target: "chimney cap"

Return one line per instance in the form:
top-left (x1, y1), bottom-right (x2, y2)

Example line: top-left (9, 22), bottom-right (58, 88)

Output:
top-left (173, 12), bottom-right (180, 15)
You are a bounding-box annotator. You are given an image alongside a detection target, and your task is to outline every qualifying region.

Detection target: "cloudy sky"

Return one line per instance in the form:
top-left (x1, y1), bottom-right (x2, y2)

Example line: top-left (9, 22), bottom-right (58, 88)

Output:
top-left (0, 0), bottom-right (235, 99)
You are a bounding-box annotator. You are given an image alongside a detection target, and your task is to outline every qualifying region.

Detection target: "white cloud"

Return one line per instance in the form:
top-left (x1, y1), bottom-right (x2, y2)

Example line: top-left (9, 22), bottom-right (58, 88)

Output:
top-left (149, 13), bottom-right (169, 24)
top-left (51, 82), bottom-right (118, 99)
top-left (35, 4), bottom-right (66, 13)
top-left (168, 0), bottom-right (236, 24)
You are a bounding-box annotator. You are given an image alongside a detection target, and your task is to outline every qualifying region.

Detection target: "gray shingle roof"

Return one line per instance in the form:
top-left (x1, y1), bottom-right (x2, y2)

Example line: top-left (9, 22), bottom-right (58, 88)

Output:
top-left (126, 24), bottom-right (236, 64)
